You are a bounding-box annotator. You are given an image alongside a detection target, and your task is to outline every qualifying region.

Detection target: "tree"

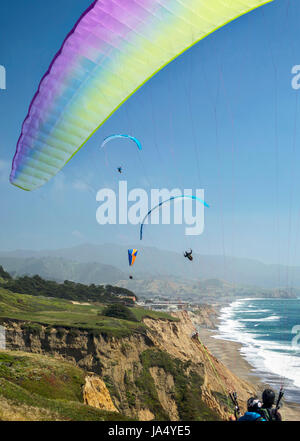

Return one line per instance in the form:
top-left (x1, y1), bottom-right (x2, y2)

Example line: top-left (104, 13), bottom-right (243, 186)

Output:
top-left (0, 266), bottom-right (12, 280)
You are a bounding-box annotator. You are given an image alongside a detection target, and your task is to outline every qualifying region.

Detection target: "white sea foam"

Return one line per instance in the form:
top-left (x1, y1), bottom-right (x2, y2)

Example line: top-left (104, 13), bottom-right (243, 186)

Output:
top-left (214, 299), bottom-right (300, 402)
top-left (241, 315), bottom-right (280, 322)
top-left (240, 343), bottom-right (300, 389)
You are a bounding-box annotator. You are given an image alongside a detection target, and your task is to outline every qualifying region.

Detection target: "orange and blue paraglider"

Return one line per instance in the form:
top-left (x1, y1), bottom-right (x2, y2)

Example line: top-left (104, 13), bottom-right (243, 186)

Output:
top-left (128, 249), bottom-right (138, 267)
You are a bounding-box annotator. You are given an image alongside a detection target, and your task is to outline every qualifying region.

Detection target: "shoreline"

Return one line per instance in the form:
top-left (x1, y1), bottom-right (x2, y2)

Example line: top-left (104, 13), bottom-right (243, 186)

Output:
top-left (198, 327), bottom-right (300, 421)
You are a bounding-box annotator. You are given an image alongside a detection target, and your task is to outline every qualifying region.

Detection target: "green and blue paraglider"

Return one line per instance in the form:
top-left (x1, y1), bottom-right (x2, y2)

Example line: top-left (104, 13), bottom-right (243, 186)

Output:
top-left (140, 195), bottom-right (209, 240)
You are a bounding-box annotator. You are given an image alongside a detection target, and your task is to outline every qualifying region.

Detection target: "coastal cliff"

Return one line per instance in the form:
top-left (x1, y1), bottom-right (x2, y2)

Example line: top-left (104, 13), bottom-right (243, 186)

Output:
top-left (189, 305), bottom-right (219, 329)
top-left (1, 311), bottom-right (254, 420)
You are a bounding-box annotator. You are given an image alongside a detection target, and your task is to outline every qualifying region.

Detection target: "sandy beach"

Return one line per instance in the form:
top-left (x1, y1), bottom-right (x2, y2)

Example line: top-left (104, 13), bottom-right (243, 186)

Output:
top-left (199, 327), bottom-right (300, 421)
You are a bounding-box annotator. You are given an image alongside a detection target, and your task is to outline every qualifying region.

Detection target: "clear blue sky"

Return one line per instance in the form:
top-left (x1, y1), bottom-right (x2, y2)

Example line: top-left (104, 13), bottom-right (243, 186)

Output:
top-left (1, 0), bottom-right (300, 267)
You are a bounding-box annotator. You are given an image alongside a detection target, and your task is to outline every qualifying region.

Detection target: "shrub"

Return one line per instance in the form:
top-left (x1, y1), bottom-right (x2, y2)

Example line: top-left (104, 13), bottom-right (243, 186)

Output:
top-left (102, 304), bottom-right (138, 322)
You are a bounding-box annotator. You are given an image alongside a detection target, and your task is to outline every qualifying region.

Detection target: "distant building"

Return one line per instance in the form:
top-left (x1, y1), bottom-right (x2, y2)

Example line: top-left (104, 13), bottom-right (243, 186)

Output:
top-left (117, 295), bottom-right (137, 303)
top-left (139, 301), bottom-right (190, 312)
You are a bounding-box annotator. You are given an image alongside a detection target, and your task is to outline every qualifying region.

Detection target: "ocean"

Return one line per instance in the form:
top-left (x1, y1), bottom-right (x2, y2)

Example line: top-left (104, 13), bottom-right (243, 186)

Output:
top-left (215, 298), bottom-right (300, 403)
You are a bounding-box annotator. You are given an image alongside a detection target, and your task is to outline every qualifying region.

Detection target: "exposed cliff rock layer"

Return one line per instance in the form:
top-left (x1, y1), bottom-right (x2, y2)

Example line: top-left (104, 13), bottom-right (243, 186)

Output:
top-left (2, 312), bottom-right (254, 420)
top-left (189, 305), bottom-right (219, 329)
top-left (83, 376), bottom-right (118, 412)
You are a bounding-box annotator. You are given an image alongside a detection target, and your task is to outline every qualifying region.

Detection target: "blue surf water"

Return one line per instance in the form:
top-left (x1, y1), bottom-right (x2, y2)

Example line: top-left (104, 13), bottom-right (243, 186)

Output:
top-left (215, 298), bottom-right (300, 403)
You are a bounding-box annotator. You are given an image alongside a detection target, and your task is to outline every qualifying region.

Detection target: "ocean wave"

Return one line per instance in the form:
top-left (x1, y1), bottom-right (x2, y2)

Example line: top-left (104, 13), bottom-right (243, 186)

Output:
top-left (215, 299), bottom-right (300, 401)
top-left (240, 345), bottom-right (300, 389)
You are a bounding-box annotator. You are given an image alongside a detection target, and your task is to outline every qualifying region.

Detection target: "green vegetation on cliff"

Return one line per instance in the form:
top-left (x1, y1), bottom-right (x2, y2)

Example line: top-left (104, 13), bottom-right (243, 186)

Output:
top-left (0, 351), bottom-right (131, 421)
top-left (103, 304), bottom-right (138, 322)
top-left (138, 350), bottom-right (219, 421)
top-left (0, 288), bottom-right (177, 338)
top-left (107, 349), bottom-right (220, 421)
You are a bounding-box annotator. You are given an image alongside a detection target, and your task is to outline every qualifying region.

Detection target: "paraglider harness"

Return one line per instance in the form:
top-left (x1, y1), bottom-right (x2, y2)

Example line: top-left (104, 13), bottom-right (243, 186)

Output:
top-left (259, 387), bottom-right (284, 421)
top-left (229, 392), bottom-right (241, 421)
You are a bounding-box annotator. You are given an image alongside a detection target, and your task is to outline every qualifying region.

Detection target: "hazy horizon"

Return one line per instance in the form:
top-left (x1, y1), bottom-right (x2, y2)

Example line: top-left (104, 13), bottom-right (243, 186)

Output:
top-left (0, 240), bottom-right (290, 265)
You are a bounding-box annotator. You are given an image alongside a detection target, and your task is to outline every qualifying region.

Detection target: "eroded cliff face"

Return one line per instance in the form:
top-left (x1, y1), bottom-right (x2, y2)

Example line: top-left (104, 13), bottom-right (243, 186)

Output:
top-left (189, 305), bottom-right (219, 329)
top-left (143, 312), bottom-right (254, 418)
top-left (2, 313), bottom-right (254, 420)
top-left (83, 376), bottom-right (118, 412)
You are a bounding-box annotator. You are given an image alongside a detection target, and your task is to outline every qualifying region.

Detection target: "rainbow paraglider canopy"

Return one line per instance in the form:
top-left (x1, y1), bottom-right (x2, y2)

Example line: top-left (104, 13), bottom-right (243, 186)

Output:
top-left (10, 0), bottom-right (272, 191)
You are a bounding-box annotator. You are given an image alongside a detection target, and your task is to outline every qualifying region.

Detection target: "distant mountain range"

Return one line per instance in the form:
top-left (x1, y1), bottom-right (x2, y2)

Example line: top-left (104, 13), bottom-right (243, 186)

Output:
top-left (0, 255), bottom-right (125, 285)
top-left (0, 243), bottom-right (299, 294)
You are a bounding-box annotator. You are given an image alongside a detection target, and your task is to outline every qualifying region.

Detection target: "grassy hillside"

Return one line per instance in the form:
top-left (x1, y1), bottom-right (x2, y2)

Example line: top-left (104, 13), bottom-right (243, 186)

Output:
top-left (0, 350), bottom-right (131, 421)
top-left (0, 288), bottom-right (177, 337)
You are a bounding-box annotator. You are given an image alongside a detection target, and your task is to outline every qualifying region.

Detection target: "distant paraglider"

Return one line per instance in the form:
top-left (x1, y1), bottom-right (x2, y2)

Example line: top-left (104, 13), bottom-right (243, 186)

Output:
top-left (128, 249), bottom-right (138, 266)
top-left (128, 249), bottom-right (138, 281)
top-left (101, 135), bottom-right (142, 152)
top-left (101, 135), bottom-right (141, 174)
top-left (140, 195), bottom-right (209, 240)
top-left (184, 249), bottom-right (193, 261)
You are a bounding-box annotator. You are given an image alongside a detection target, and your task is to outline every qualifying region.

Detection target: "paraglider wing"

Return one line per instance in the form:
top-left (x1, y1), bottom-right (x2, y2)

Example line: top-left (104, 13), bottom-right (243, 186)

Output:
top-left (140, 195), bottom-right (209, 240)
top-left (101, 135), bottom-right (142, 151)
top-left (10, 0), bottom-right (273, 191)
top-left (128, 249), bottom-right (138, 266)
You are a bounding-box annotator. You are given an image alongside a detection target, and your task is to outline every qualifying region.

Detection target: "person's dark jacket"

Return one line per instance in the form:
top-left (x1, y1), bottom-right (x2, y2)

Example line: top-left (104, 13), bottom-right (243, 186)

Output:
top-left (259, 407), bottom-right (282, 421)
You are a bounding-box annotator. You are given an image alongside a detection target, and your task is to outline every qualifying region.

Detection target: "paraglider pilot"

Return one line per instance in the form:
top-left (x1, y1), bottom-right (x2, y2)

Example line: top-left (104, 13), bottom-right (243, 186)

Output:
top-left (184, 249), bottom-right (193, 261)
